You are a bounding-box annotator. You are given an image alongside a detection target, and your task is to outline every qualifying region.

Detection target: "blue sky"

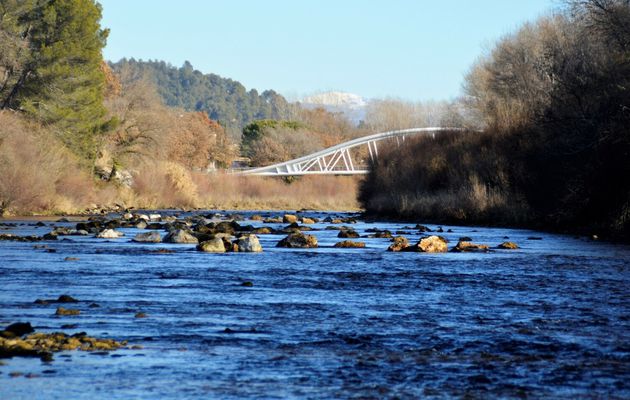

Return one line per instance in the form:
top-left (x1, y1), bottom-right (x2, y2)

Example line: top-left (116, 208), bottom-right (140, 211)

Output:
top-left (100, 0), bottom-right (557, 101)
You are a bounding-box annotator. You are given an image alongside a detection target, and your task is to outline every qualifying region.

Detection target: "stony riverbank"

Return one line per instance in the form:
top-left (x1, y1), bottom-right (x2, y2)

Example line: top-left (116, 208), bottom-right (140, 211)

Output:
top-left (0, 210), bottom-right (534, 254)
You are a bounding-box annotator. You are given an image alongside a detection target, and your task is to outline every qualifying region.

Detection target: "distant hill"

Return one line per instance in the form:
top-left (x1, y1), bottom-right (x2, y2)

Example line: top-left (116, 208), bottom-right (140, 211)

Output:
top-left (109, 59), bottom-right (294, 132)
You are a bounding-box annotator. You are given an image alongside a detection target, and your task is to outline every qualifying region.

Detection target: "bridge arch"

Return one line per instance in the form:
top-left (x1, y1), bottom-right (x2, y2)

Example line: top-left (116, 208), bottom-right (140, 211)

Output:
top-left (237, 127), bottom-right (464, 176)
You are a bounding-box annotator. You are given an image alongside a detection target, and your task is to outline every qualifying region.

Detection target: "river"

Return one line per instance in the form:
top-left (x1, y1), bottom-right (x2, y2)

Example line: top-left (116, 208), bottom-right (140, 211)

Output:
top-left (1, 210), bottom-right (629, 399)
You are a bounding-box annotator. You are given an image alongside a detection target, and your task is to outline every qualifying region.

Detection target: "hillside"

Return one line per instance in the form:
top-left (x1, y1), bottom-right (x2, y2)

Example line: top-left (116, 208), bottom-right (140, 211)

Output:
top-left (109, 59), bottom-right (294, 134)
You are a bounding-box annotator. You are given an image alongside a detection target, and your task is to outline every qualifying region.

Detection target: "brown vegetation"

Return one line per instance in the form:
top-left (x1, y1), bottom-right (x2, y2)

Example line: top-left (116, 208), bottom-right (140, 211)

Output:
top-left (192, 173), bottom-right (360, 211)
top-left (359, 130), bottom-right (527, 223)
top-left (0, 65), bottom-right (359, 215)
top-left (101, 65), bottom-right (237, 172)
top-left (0, 111), bottom-right (113, 215)
top-left (243, 107), bottom-right (369, 168)
top-left (361, 0), bottom-right (630, 239)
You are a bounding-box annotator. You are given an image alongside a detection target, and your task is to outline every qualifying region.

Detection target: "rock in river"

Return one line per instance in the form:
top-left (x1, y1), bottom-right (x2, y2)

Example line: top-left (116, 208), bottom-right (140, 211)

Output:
top-left (414, 235), bottom-right (448, 253)
top-left (451, 241), bottom-right (490, 252)
top-left (132, 231), bottom-right (162, 243)
top-left (252, 227), bottom-right (274, 235)
top-left (497, 241), bottom-right (519, 249)
top-left (56, 294), bottom-right (78, 303)
top-left (55, 307), bottom-right (80, 316)
top-left (1, 323), bottom-right (34, 338)
top-left (134, 220), bottom-right (148, 229)
top-left (282, 214), bottom-right (299, 224)
top-left (196, 238), bottom-right (226, 253)
top-left (236, 234), bottom-right (263, 252)
top-left (96, 229), bottom-right (124, 239)
top-left (387, 236), bottom-right (410, 252)
top-left (338, 229), bottom-right (360, 239)
top-left (276, 232), bottom-right (318, 248)
top-left (163, 229), bottom-right (198, 244)
top-left (333, 240), bottom-right (366, 248)
top-left (0, 328), bottom-right (127, 361)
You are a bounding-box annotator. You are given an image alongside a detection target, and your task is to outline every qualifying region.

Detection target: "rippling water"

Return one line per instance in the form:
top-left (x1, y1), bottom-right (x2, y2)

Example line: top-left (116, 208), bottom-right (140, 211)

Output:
top-left (1, 211), bottom-right (629, 399)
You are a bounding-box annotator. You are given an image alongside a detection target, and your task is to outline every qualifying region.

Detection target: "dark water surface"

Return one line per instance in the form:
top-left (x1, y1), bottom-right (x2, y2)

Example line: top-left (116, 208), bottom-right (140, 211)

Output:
top-left (1, 211), bottom-right (629, 399)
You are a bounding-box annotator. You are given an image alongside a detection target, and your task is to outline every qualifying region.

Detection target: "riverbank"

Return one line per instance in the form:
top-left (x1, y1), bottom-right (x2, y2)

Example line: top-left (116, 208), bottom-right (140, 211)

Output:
top-left (358, 129), bottom-right (630, 244)
top-left (0, 174), bottom-right (361, 218)
top-left (361, 209), bottom-right (629, 244)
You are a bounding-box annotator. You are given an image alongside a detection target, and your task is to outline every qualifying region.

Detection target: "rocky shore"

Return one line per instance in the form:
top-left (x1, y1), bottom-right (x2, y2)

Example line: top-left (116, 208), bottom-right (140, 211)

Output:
top-left (1, 317), bottom-right (127, 364)
top-left (0, 211), bottom-right (526, 253)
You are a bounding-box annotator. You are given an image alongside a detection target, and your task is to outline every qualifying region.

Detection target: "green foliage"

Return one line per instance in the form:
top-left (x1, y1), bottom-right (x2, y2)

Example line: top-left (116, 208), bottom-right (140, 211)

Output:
top-left (109, 59), bottom-right (294, 136)
top-left (0, 0), bottom-right (35, 107)
top-left (0, 0), bottom-right (108, 161)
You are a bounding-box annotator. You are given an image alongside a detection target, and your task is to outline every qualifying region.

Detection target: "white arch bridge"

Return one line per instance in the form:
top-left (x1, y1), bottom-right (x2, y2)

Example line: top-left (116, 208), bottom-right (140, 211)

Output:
top-left (236, 127), bottom-right (463, 176)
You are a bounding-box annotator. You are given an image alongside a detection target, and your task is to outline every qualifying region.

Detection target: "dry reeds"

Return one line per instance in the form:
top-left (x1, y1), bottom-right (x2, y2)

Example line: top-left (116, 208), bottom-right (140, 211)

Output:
top-left (128, 166), bottom-right (360, 211)
top-left (193, 172), bottom-right (360, 211)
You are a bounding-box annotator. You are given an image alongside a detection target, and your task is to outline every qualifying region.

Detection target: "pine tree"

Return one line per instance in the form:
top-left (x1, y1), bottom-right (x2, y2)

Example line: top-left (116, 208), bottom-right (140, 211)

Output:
top-left (0, 0), bottom-right (35, 105)
top-left (2, 0), bottom-right (108, 161)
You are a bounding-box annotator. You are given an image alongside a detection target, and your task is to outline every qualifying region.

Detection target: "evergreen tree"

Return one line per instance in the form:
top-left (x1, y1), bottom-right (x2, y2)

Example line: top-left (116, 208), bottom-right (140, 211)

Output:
top-left (110, 59), bottom-right (294, 133)
top-left (0, 0), bottom-right (35, 107)
top-left (1, 0), bottom-right (108, 160)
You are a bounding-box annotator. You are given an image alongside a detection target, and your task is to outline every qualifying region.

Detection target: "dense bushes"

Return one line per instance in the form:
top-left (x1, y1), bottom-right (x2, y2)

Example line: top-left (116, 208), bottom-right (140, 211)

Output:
top-left (360, 0), bottom-right (630, 239)
top-left (359, 131), bottom-right (528, 224)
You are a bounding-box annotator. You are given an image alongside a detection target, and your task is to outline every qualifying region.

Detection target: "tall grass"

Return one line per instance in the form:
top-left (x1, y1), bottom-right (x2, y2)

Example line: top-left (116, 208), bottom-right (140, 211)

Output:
top-left (129, 166), bottom-right (360, 211)
top-left (194, 173), bottom-right (360, 211)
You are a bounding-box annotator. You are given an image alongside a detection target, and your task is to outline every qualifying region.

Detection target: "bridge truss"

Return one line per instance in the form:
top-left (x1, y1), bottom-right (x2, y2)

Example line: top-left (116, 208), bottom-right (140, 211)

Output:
top-left (237, 127), bottom-right (462, 176)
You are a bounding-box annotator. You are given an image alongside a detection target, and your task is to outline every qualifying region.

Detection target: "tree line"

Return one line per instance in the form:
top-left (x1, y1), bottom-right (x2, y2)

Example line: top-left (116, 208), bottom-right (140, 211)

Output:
top-left (109, 59), bottom-right (294, 140)
top-left (360, 0), bottom-right (630, 240)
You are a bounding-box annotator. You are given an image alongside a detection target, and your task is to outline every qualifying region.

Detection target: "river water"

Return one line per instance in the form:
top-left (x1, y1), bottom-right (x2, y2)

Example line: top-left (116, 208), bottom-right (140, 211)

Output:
top-left (0, 210), bottom-right (629, 399)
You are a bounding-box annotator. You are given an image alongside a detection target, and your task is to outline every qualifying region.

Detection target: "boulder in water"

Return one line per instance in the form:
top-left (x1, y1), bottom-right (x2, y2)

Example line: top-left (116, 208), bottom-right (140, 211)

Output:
top-left (55, 307), bottom-right (80, 316)
top-left (252, 227), bottom-right (274, 235)
top-left (276, 232), bottom-right (318, 248)
top-left (197, 238), bottom-right (226, 253)
top-left (387, 236), bottom-right (410, 252)
top-left (96, 229), bottom-right (124, 239)
top-left (132, 231), bottom-right (162, 243)
top-left (282, 214), bottom-right (298, 223)
top-left (163, 229), bottom-right (198, 244)
top-left (134, 220), bottom-right (148, 229)
top-left (1, 322), bottom-right (34, 338)
top-left (451, 241), bottom-right (490, 252)
top-left (372, 230), bottom-right (393, 239)
top-left (56, 295), bottom-right (78, 303)
top-left (333, 240), bottom-right (366, 248)
top-left (413, 235), bottom-right (448, 253)
top-left (338, 229), bottom-right (360, 239)
top-left (236, 235), bottom-right (263, 252)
